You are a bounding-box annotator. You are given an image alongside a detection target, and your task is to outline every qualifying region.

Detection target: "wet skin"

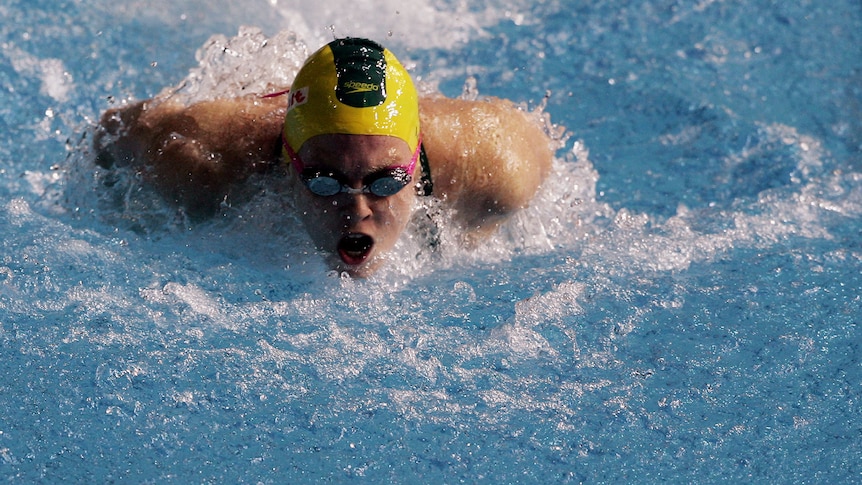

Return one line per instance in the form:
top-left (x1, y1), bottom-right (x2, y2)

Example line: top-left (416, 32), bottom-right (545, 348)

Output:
top-left (291, 133), bottom-right (417, 277)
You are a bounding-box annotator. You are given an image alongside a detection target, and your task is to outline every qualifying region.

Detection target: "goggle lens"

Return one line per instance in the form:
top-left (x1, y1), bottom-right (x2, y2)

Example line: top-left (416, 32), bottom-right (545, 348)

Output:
top-left (304, 174), bottom-right (343, 197)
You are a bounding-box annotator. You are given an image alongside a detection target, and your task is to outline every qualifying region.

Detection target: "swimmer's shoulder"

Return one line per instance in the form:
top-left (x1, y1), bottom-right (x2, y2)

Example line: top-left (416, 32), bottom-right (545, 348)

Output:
top-left (94, 92), bottom-right (289, 218)
top-left (418, 95), bottom-right (554, 229)
top-left (96, 92), bottom-right (287, 169)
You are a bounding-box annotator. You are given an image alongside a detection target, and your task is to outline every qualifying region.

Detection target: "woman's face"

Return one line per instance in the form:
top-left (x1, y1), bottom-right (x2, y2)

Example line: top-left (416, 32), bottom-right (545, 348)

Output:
top-left (291, 133), bottom-right (417, 277)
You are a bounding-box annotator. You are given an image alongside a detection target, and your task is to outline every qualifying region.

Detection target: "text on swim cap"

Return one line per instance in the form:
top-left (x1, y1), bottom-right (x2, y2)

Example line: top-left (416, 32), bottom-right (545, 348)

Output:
top-left (342, 80), bottom-right (380, 94)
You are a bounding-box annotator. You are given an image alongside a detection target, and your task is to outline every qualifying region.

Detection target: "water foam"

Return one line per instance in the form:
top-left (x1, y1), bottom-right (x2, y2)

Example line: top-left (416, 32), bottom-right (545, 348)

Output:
top-left (5, 45), bottom-right (74, 103)
top-left (269, 0), bottom-right (544, 51)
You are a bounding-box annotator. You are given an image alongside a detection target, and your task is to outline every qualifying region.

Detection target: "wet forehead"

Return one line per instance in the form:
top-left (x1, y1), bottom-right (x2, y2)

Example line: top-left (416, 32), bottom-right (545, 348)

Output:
top-left (300, 133), bottom-right (411, 178)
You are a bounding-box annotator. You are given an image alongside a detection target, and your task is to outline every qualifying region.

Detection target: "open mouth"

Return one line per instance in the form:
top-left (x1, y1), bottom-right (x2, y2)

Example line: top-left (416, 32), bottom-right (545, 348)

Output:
top-left (337, 233), bottom-right (374, 266)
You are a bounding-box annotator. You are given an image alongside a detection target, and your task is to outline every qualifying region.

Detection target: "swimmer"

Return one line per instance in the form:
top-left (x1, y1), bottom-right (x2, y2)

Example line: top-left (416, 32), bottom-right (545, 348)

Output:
top-left (95, 37), bottom-right (555, 276)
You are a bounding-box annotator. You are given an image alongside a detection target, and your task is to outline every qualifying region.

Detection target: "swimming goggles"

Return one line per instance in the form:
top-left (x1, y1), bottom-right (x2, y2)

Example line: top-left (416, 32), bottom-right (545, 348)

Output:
top-left (282, 137), bottom-right (422, 197)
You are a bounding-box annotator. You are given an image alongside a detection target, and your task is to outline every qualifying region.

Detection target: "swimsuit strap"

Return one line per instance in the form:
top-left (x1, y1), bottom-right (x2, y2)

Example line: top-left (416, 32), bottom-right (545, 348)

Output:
top-left (418, 143), bottom-right (433, 196)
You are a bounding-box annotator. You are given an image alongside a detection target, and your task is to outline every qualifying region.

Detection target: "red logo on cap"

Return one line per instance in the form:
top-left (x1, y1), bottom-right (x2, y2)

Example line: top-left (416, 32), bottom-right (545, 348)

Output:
top-left (287, 87), bottom-right (309, 112)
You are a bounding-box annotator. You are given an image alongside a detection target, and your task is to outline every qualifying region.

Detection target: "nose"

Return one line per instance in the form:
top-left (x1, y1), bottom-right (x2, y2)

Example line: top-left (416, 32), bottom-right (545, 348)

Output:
top-left (339, 192), bottom-right (374, 224)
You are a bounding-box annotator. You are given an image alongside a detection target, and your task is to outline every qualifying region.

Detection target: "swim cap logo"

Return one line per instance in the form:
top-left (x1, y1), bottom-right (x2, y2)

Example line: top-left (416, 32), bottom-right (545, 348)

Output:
top-left (342, 80), bottom-right (380, 95)
top-left (286, 86), bottom-right (308, 112)
top-left (331, 39), bottom-right (387, 108)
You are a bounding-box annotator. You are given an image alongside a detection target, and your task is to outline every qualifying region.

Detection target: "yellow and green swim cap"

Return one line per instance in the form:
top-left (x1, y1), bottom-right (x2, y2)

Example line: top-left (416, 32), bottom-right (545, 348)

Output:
top-left (283, 38), bottom-right (420, 154)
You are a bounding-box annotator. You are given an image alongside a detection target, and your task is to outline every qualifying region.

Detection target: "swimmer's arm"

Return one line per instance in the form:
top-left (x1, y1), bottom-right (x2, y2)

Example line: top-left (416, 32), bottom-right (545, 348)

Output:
top-left (419, 96), bottom-right (555, 239)
top-left (94, 95), bottom-right (286, 217)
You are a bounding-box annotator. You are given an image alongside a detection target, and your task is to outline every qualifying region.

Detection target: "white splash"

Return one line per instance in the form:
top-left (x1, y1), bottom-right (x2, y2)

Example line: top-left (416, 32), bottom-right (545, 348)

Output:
top-left (6, 45), bottom-right (73, 102)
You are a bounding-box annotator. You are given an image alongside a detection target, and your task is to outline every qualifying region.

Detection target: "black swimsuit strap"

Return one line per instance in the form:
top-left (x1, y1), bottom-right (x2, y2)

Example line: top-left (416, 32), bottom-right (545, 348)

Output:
top-left (418, 143), bottom-right (433, 196)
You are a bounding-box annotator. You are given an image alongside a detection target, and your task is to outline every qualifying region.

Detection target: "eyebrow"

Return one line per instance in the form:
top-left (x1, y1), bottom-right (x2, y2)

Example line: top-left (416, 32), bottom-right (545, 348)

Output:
top-left (283, 136), bottom-right (420, 179)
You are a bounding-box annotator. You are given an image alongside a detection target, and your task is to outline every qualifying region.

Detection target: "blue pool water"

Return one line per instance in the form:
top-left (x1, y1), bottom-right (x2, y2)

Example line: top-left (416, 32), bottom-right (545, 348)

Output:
top-left (2, 0), bottom-right (861, 482)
